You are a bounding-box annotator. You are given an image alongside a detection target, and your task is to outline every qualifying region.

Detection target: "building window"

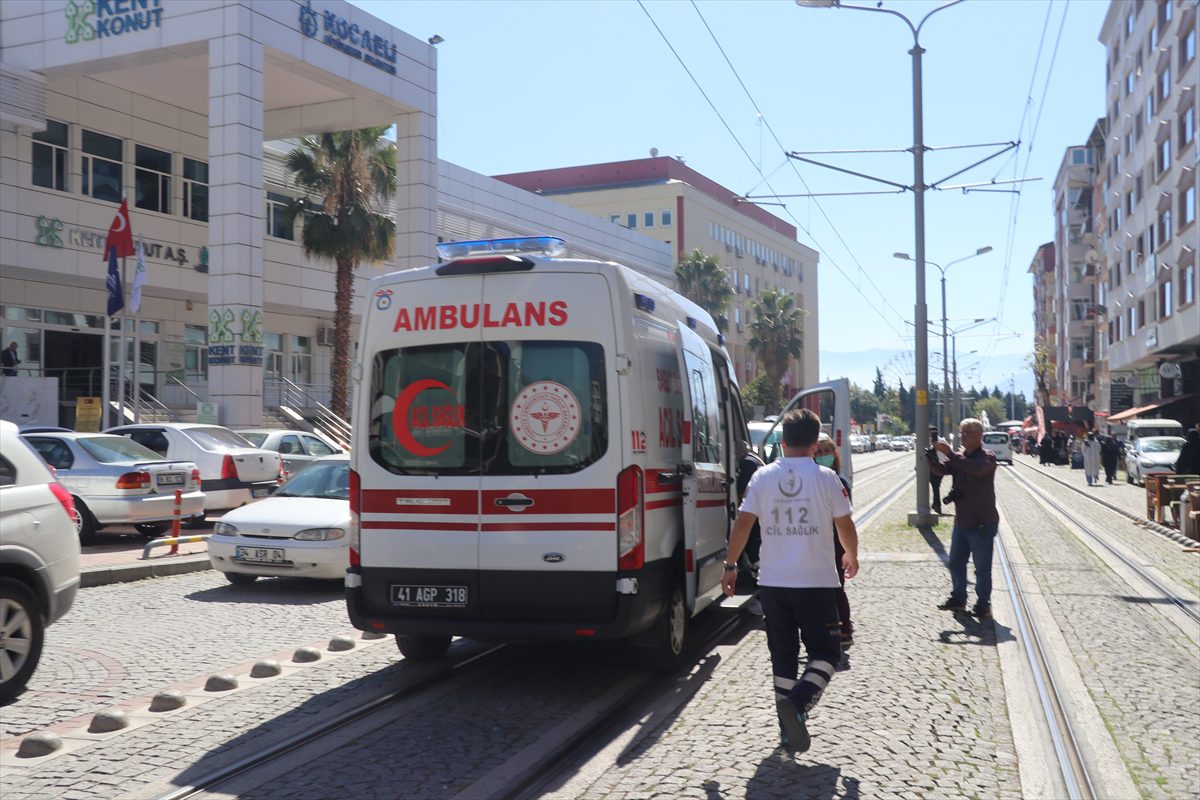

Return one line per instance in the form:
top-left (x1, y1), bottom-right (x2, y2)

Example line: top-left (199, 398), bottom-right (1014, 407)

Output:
top-left (31, 120), bottom-right (68, 192)
top-left (182, 158), bottom-right (208, 222)
top-left (1137, 298), bottom-right (1145, 328)
top-left (290, 335), bottom-right (312, 384)
top-left (81, 129), bottom-right (122, 203)
top-left (1159, 279), bottom-right (1173, 319)
top-left (1158, 205), bottom-right (1172, 244)
top-left (1126, 71), bottom-right (1134, 96)
top-left (184, 324), bottom-right (207, 381)
top-left (609, 214), bottom-right (620, 225)
top-left (1159, 0), bottom-right (1172, 25)
top-left (1182, 263), bottom-right (1196, 307)
top-left (1182, 104), bottom-right (1196, 148)
top-left (1071, 148), bottom-right (1086, 165)
top-left (134, 145), bottom-right (171, 214)
top-left (661, 209), bottom-right (672, 226)
top-left (643, 211), bottom-right (654, 229)
top-left (263, 332), bottom-right (284, 378)
top-left (1184, 27), bottom-right (1196, 67)
top-left (265, 192), bottom-right (295, 240)
top-left (1158, 65), bottom-right (1171, 104)
top-left (1126, 13), bottom-right (1134, 38)
top-left (1183, 185), bottom-right (1197, 228)
top-left (626, 213), bottom-right (637, 229)
top-left (1070, 298), bottom-right (1089, 322)
top-left (1070, 337), bottom-right (1089, 360)
top-left (1156, 136), bottom-right (1171, 176)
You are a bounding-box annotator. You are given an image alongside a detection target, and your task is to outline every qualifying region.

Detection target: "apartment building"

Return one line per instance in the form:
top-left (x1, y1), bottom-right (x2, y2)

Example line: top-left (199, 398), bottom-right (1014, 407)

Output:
top-left (494, 157), bottom-right (820, 395)
top-left (1098, 0), bottom-right (1198, 428)
top-left (1050, 121), bottom-right (1108, 411)
top-left (1029, 241), bottom-right (1058, 404)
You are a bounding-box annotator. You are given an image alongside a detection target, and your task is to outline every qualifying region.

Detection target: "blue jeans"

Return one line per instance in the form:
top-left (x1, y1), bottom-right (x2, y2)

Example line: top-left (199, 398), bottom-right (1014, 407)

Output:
top-left (947, 522), bottom-right (998, 607)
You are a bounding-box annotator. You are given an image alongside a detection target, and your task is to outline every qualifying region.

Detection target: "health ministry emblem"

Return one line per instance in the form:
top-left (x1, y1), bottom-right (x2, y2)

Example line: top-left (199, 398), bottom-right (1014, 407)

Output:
top-left (374, 288), bottom-right (394, 310)
top-left (65, 0), bottom-right (96, 44)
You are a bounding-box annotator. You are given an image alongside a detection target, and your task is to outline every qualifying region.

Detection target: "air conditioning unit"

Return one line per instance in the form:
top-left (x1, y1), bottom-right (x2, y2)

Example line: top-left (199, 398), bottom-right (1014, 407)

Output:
top-left (317, 326), bottom-right (335, 347)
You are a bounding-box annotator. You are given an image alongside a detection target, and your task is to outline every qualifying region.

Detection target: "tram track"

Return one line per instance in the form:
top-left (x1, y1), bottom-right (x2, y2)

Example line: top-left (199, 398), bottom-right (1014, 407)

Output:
top-left (1003, 466), bottom-right (1200, 629)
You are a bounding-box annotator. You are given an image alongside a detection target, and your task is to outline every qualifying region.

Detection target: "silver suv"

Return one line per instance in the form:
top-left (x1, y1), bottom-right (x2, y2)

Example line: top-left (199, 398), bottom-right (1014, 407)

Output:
top-left (0, 419), bottom-right (81, 703)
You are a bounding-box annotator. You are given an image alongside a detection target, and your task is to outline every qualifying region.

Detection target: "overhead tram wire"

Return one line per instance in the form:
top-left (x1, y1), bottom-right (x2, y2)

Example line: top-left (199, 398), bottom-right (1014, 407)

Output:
top-left (636, 0), bottom-right (911, 342)
top-left (687, 0), bottom-right (912, 336)
top-left (991, 0), bottom-right (1069, 363)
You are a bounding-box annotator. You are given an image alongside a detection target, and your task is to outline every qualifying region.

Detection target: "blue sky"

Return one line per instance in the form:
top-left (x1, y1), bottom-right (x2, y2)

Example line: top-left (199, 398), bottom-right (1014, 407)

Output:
top-left (352, 0), bottom-right (1111, 397)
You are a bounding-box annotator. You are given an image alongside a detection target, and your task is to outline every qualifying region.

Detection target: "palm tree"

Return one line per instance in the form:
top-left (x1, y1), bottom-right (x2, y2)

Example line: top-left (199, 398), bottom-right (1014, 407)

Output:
top-left (748, 289), bottom-right (805, 410)
top-left (283, 127), bottom-right (396, 419)
top-left (674, 249), bottom-right (732, 332)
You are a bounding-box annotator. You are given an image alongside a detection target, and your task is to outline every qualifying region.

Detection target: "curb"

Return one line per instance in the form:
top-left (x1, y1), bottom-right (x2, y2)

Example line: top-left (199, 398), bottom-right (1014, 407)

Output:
top-left (80, 554), bottom-right (212, 588)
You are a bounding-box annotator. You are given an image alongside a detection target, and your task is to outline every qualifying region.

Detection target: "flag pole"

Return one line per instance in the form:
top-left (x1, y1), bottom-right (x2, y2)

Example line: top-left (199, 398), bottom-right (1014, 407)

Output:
top-left (118, 252), bottom-right (127, 424)
top-left (102, 296), bottom-right (111, 428)
top-left (133, 242), bottom-right (143, 423)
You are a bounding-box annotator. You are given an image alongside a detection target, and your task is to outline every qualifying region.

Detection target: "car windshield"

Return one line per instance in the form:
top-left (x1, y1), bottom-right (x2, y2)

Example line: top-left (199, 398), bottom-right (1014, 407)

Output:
top-left (274, 461), bottom-right (349, 499)
top-left (186, 426), bottom-right (254, 451)
top-left (983, 434), bottom-right (1008, 444)
top-left (77, 435), bottom-right (163, 463)
top-left (1140, 438), bottom-right (1184, 453)
top-left (239, 432), bottom-right (268, 447)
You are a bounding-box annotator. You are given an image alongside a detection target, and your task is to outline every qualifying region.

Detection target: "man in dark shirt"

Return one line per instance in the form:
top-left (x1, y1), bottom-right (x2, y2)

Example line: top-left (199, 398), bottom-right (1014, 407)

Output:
top-left (1, 341), bottom-right (19, 376)
top-left (929, 417), bottom-right (999, 619)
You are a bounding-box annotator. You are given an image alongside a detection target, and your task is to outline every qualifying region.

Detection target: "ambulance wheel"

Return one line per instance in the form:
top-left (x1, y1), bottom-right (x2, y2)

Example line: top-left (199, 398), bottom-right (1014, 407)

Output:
top-left (635, 584), bottom-right (687, 672)
top-left (396, 635), bottom-right (451, 661)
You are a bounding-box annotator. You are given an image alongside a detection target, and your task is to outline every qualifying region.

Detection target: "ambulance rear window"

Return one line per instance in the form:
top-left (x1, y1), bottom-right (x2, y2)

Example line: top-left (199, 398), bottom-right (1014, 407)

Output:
top-left (367, 341), bottom-right (607, 475)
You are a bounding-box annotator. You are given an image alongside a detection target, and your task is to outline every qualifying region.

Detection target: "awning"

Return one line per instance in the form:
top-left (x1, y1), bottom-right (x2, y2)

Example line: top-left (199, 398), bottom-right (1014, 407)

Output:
top-left (1106, 392), bottom-right (1198, 424)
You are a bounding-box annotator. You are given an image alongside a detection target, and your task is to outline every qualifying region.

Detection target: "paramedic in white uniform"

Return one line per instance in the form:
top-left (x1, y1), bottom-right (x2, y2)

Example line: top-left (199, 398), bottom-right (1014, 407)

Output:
top-left (721, 408), bottom-right (859, 754)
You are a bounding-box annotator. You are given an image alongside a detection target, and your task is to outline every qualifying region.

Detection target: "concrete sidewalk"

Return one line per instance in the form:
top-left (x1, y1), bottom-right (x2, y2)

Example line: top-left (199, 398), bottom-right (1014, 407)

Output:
top-left (78, 527), bottom-right (213, 588)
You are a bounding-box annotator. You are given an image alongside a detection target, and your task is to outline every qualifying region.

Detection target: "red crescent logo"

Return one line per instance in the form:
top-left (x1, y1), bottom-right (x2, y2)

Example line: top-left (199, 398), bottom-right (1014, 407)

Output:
top-left (391, 379), bottom-right (453, 456)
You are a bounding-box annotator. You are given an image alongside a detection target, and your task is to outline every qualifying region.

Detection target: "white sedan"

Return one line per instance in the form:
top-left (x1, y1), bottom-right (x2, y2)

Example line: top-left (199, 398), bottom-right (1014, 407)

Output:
top-left (1125, 436), bottom-right (1185, 486)
top-left (207, 456), bottom-right (350, 585)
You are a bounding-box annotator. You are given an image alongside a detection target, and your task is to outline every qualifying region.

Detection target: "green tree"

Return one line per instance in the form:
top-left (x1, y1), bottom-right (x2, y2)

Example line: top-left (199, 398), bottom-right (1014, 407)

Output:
top-left (284, 127), bottom-right (397, 419)
top-left (674, 249), bottom-right (732, 332)
top-left (873, 367), bottom-right (887, 399)
top-left (1027, 338), bottom-right (1054, 409)
top-left (741, 374), bottom-right (778, 416)
top-left (850, 382), bottom-right (881, 430)
top-left (748, 289), bottom-right (805, 410)
top-left (974, 396), bottom-right (1005, 425)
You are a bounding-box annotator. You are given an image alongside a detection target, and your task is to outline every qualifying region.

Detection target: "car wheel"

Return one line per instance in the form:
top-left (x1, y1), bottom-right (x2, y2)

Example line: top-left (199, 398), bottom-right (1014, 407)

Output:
top-left (183, 515), bottom-right (208, 530)
top-left (396, 635), bottom-right (452, 661)
top-left (634, 582), bottom-right (688, 672)
top-left (0, 578), bottom-right (46, 704)
top-left (225, 572), bottom-right (258, 586)
top-left (134, 522), bottom-right (171, 538)
top-left (73, 499), bottom-right (100, 545)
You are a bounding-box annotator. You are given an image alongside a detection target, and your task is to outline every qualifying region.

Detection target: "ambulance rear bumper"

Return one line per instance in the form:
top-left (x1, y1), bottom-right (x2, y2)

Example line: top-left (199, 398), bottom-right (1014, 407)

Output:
top-left (346, 558), bottom-right (674, 642)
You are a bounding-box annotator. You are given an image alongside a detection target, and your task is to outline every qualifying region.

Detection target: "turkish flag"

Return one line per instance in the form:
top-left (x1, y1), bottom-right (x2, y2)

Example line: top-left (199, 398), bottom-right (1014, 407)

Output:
top-left (104, 199), bottom-right (135, 259)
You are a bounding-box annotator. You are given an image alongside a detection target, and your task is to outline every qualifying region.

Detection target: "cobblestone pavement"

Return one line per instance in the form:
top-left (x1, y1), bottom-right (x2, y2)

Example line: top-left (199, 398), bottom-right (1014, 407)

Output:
top-left (996, 469), bottom-right (1200, 800)
top-left (1011, 453), bottom-right (1148, 518)
top-left (0, 571), bottom-right (353, 741)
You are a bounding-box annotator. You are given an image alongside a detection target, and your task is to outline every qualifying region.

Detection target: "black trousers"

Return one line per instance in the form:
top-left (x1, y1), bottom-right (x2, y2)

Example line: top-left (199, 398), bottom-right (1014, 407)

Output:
top-left (759, 586), bottom-right (842, 715)
top-left (930, 474), bottom-right (943, 511)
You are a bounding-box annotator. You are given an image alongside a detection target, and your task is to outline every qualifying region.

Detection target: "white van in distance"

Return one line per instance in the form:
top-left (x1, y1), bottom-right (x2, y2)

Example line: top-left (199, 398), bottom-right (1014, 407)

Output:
top-left (345, 237), bottom-right (853, 668)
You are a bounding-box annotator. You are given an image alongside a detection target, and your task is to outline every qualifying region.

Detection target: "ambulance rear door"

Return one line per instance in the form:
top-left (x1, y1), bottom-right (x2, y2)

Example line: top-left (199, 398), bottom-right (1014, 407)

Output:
top-left (476, 270), bottom-right (621, 622)
top-left (759, 378), bottom-right (854, 487)
top-left (357, 274), bottom-right (484, 617)
top-left (674, 323), bottom-right (730, 613)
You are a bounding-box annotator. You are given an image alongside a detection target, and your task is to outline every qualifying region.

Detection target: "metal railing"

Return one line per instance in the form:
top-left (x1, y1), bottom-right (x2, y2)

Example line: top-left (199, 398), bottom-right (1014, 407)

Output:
top-left (269, 377), bottom-right (352, 447)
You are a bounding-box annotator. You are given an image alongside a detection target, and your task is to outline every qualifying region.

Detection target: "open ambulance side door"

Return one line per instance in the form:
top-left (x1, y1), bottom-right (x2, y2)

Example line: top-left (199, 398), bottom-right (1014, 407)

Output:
top-left (674, 323), bottom-right (730, 613)
top-left (759, 378), bottom-right (854, 488)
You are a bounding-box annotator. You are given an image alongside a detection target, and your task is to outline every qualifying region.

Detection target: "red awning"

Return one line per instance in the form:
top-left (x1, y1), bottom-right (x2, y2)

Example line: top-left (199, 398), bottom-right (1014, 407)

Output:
top-left (1106, 392), bottom-right (1198, 424)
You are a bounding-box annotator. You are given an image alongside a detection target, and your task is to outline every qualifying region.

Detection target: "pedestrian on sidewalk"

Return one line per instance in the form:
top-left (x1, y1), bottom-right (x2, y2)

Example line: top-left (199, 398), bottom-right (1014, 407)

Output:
top-left (722, 408), bottom-right (859, 755)
top-left (815, 433), bottom-right (855, 647)
top-left (1081, 431), bottom-right (1102, 486)
top-left (928, 425), bottom-right (944, 515)
top-left (1100, 434), bottom-right (1120, 484)
top-left (1175, 429), bottom-right (1200, 476)
top-left (929, 417), bottom-right (999, 620)
top-left (1, 341), bottom-right (20, 376)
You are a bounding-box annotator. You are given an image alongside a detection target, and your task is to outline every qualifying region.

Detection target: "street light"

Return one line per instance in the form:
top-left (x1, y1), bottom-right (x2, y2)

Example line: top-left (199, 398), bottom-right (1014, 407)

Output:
top-left (894, 246), bottom-right (992, 436)
top-left (798, 0), bottom-right (963, 527)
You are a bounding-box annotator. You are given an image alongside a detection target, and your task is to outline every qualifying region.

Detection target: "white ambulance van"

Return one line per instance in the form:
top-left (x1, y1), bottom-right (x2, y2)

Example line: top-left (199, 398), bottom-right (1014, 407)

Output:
top-left (346, 237), bottom-right (750, 668)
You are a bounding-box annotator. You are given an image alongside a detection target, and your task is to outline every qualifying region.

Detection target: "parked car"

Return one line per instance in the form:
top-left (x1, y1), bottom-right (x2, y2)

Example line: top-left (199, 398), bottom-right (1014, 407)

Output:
top-left (748, 421), bottom-right (774, 450)
top-left (104, 423), bottom-right (281, 515)
top-left (890, 436), bottom-right (912, 451)
top-left (235, 429), bottom-right (344, 478)
top-left (850, 435), bottom-right (868, 454)
top-left (1125, 436), bottom-right (1186, 486)
top-left (19, 432), bottom-right (205, 541)
top-left (17, 425), bottom-right (73, 434)
top-left (207, 455), bottom-right (351, 585)
top-left (0, 419), bottom-right (81, 703)
top-left (875, 435), bottom-right (891, 451)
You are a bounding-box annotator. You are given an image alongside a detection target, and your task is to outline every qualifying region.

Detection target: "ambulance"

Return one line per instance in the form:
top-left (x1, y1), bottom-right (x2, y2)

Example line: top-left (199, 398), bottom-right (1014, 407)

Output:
top-left (344, 237), bottom-right (849, 669)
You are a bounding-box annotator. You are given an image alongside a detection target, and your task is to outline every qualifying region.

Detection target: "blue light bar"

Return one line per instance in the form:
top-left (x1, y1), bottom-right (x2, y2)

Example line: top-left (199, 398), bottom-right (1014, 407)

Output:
top-left (436, 236), bottom-right (566, 260)
top-left (634, 293), bottom-right (656, 313)
top-left (717, 334), bottom-right (725, 346)
top-left (686, 316), bottom-right (697, 329)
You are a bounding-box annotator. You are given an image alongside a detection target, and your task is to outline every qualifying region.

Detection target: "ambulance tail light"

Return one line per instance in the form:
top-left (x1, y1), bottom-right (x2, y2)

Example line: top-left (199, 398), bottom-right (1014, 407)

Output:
top-left (617, 465), bottom-right (644, 570)
top-left (348, 468), bottom-right (361, 568)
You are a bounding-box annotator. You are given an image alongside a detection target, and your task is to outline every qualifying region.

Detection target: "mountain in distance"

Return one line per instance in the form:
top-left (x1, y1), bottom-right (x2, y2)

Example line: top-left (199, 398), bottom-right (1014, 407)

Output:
top-left (818, 348), bottom-right (1034, 401)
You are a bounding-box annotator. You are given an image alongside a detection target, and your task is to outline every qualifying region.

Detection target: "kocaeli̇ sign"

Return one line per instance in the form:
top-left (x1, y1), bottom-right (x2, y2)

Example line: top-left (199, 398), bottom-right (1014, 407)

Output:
top-left (299, 0), bottom-right (398, 75)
